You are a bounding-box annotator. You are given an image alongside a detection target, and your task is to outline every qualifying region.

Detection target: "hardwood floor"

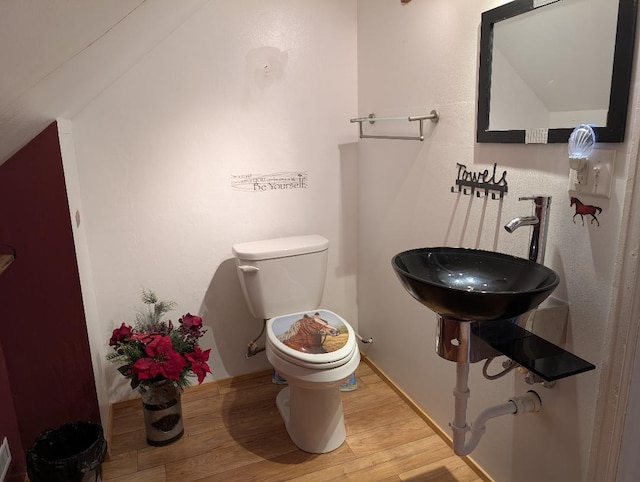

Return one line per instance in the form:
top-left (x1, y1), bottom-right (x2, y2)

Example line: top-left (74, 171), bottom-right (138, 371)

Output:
top-left (103, 360), bottom-right (488, 481)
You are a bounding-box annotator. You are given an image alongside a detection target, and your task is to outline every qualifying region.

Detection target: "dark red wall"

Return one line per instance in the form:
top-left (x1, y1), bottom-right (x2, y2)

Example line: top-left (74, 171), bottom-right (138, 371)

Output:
top-left (0, 122), bottom-right (100, 478)
top-left (0, 340), bottom-right (24, 479)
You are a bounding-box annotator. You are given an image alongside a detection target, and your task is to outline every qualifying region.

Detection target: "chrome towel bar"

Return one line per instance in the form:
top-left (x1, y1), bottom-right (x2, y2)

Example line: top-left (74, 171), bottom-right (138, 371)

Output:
top-left (350, 109), bottom-right (439, 141)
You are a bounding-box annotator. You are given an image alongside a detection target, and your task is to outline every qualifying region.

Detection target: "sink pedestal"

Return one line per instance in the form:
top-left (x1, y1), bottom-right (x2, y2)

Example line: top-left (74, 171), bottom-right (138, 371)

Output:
top-left (435, 315), bottom-right (595, 380)
top-left (435, 316), bottom-right (499, 363)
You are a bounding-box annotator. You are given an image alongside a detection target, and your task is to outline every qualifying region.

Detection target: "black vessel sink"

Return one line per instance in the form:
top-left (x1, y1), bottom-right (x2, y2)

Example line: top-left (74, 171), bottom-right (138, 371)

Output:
top-left (392, 247), bottom-right (560, 321)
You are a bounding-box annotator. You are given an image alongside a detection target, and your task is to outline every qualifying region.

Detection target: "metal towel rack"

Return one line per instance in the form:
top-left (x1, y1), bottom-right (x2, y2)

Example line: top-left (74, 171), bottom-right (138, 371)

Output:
top-left (350, 109), bottom-right (439, 141)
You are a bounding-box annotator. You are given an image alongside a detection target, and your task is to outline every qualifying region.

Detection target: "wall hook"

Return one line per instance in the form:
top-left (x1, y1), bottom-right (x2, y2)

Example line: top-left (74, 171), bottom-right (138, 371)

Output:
top-left (451, 163), bottom-right (508, 199)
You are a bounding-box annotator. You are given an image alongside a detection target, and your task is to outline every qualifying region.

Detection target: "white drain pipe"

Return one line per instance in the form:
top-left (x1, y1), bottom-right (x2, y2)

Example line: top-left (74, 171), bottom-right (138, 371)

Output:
top-left (450, 361), bottom-right (542, 456)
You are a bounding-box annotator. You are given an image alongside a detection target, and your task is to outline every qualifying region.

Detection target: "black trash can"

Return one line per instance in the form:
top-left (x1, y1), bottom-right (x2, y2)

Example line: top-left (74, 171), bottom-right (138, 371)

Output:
top-left (26, 421), bottom-right (107, 482)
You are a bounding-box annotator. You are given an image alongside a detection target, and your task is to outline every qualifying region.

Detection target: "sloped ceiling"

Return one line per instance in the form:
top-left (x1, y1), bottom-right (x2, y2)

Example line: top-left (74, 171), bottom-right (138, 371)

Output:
top-left (0, 0), bottom-right (206, 166)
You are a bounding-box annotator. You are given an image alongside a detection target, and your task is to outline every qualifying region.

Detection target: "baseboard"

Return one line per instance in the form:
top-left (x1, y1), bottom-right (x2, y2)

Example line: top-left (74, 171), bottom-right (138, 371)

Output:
top-left (106, 403), bottom-right (114, 459)
top-left (360, 355), bottom-right (495, 482)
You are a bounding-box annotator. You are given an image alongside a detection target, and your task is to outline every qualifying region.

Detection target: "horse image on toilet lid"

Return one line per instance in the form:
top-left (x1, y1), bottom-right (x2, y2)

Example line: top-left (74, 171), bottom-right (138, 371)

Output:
top-left (268, 309), bottom-right (354, 364)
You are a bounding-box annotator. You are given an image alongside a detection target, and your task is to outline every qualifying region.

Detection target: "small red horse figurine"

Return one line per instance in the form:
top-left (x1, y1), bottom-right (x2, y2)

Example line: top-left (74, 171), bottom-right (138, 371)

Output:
top-left (570, 197), bottom-right (602, 227)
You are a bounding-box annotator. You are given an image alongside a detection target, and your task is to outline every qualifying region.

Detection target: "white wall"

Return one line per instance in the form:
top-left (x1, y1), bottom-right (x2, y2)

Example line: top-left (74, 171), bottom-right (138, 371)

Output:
top-left (69, 0), bottom-right (358, 403)
top-left (57, 119), bottom-right (111, 429)
top-left (356, 1), bottom-right (637, 481)
top-left (617, 284), bottom-right (640, 481)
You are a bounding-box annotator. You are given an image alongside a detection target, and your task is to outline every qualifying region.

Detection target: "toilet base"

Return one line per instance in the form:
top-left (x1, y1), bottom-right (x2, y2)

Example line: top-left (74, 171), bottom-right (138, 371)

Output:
top-left (276, 383), bottom-right (346, 453)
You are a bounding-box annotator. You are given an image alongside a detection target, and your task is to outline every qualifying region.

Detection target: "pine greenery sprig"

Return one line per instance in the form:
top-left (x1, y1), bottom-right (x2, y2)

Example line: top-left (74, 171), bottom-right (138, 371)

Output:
top-left (135, 288), bottom-right (177, 327)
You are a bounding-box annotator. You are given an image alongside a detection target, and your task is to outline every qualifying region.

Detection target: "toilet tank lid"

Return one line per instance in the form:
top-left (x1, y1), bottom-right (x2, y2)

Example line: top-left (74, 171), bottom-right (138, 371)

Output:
top-left (232, 235), bottom-right (329, 260)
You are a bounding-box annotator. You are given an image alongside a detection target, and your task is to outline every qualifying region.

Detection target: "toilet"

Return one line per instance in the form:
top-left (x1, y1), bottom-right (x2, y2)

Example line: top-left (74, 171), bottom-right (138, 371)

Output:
top-left (232, 234), bottom-right (360, 453)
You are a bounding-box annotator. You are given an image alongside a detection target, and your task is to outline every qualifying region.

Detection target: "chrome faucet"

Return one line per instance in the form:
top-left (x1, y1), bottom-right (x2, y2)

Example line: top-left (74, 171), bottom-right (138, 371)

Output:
top-left (504, 196), bottom-right (552, 264)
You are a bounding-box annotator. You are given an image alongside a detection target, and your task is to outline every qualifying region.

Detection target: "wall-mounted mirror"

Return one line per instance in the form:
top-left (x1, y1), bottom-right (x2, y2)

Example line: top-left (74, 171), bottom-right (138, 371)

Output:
top-left (477, 0), bottom-right (637, 143)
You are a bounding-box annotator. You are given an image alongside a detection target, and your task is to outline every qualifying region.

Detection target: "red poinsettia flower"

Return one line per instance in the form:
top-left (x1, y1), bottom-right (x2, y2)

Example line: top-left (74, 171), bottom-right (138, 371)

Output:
top-left (109, 323), bottom-right (133, 346)
top-left (185, 346), bottom-right (211, 384)
top-left (130, 332), bottom-right (158, 345)
top-left (131, 335), bottom-right (187, 381)
top-left (180, 313), bottom-right (202, 330)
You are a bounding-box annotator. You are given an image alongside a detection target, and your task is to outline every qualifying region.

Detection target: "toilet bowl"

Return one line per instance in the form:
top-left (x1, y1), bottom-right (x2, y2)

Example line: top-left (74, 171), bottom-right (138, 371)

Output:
top-left (265, 309), bottom-right (360, 453)
top-left (232, 235), bottom-right (360, 453)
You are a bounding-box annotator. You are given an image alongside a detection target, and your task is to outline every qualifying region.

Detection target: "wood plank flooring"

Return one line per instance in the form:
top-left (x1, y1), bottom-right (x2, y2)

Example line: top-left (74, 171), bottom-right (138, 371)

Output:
top-left (103, 360), bottom-right (487, 481)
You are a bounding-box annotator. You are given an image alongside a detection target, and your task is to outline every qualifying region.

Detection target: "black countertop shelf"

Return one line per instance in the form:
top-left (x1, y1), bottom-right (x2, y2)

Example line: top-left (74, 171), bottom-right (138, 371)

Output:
top-left (473, 321), bottom-right (596, 382)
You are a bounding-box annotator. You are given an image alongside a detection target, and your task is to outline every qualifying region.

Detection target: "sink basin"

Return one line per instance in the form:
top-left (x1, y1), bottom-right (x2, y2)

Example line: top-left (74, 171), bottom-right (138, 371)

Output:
top-left (392, 247), bottom-right (560, 321)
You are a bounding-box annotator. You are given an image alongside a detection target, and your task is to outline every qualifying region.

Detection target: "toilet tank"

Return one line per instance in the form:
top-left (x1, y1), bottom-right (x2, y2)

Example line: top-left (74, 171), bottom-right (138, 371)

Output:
top-left (232, 235), bottom-right (329, 320)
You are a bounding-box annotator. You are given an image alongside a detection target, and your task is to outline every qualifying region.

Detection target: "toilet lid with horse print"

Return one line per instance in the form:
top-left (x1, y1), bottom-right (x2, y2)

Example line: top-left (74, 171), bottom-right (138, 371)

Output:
top-left (267, 309), bottom-right (356, 367)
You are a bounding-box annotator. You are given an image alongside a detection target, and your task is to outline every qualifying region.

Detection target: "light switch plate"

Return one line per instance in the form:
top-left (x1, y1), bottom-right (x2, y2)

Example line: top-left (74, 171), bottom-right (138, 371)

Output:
top-left (568, 148), bottom-right (615, 199)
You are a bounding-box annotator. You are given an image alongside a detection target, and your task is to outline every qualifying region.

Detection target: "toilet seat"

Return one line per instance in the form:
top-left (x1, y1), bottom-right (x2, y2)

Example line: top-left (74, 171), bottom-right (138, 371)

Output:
top-left (266, 309), bottom-right (357, 370)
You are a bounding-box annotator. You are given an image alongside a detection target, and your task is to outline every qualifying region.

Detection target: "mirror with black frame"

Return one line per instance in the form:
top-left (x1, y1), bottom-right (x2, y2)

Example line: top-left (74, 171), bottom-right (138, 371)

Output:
top-left (477, 0), bottom-right (637, 143)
